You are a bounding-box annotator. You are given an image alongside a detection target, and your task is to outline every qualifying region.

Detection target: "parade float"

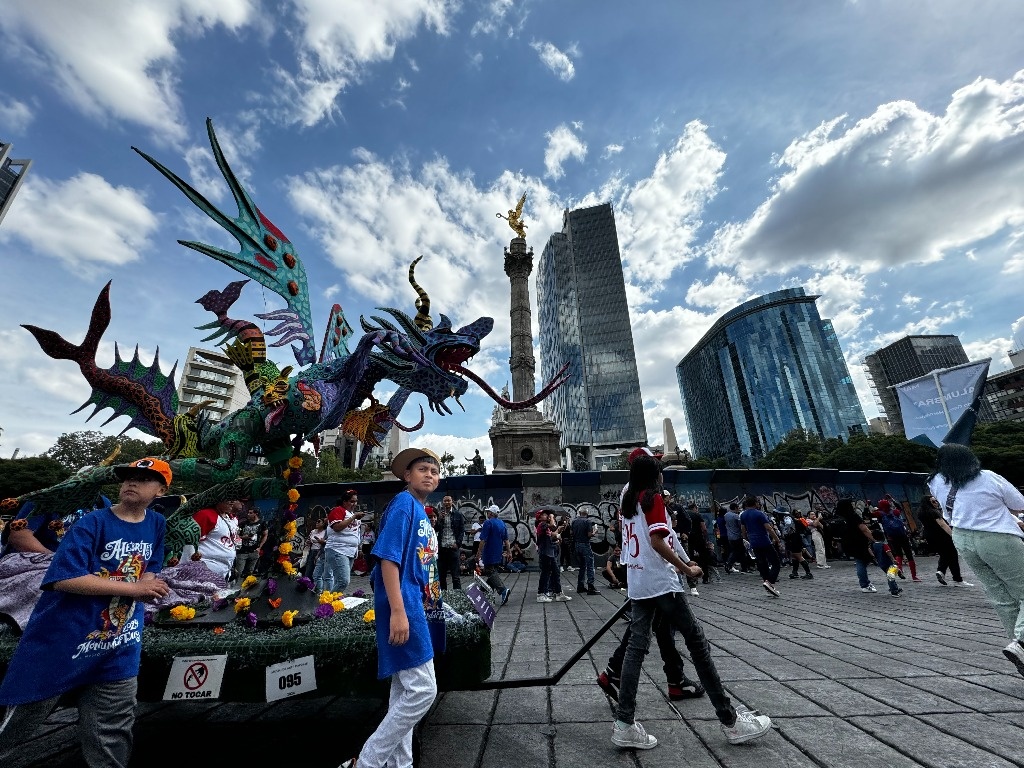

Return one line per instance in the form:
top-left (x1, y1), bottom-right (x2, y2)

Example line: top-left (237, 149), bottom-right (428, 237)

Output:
top-left (0, 120), bottom-right (567, 701)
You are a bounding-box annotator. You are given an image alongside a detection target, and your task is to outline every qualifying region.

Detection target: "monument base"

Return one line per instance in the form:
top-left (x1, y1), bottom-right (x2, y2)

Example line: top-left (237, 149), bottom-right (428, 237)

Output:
top-left (489, 407), bottom-right (562, 473)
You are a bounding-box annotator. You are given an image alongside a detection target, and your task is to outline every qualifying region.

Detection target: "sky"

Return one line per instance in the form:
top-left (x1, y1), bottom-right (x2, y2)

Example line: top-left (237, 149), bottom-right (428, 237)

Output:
top-left (2, 1), bottom-right (1024, 467)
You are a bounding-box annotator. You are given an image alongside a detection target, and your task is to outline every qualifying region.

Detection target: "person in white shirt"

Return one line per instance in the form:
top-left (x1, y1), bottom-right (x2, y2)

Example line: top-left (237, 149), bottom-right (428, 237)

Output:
top-left (928, 443), bottom-right (1024, 676)
top-left (610, 451), bottom-right (771, 751)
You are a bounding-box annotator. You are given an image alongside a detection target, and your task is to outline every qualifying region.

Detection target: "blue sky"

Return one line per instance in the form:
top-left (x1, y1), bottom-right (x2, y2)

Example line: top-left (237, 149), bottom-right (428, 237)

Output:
top-left (2, 1), bottom-right (1024, 465)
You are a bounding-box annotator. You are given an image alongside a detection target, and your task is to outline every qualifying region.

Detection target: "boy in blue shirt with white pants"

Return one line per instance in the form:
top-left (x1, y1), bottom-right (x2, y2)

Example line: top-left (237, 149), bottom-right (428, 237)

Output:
top-left (341, 447), bottom-right (441, 768)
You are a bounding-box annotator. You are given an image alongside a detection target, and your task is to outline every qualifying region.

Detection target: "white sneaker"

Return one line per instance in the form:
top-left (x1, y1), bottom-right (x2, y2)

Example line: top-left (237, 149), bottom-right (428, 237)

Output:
top-left (1003, 640), bottom-right (1024, 677)
top-left (537, 594), bottom-right (553, 603)
top-left (935, 570), bottom-right (947, 585)
top-left (554, 592), bottom-right (572, 601)
top-left (689, 587), bottom-right (700, 596)
top-left (763, 581), bottom-right (780, 597)
top-left (861, 585), bottom-right (877, 593)
top-left (722, 708), bottom-right (772, 744)
top-left (728, 567), bottom-right (740, 574)
top-left (953, 580), bottom-right (974, 587)
top-left (559, 566), bottom-right (565, 572)
top-left (611, 720), bottom-right (658, 749)
top-left (567, 566), bottom-right (577, 572)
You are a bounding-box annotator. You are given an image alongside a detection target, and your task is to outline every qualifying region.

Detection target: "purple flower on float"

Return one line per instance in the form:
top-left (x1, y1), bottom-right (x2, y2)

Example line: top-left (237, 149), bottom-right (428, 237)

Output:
top-left (315, 603), bottom-right (334, 619)
top-left (144, 611), bottom-right (154, 626)
top-left (352, 589), bottom-right (366, 598)
top-left (246, 612), bottom-right (258, 628)
top-left (297, 577), bottom-right (314, 592)
top-left (266, 578), bottom-right (278, 596)
top-left (290, 471), bottom-right (304, 486)
top-left (285, 510), bottom-right (297, 522)
top-left (211, 598), bottom-right (228, 612)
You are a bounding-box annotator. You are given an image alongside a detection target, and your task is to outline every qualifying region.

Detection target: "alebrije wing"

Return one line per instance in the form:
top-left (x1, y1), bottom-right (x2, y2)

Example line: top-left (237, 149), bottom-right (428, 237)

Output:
top-left (132, 118), bottom-right (316, 367)
top-left (318, 303), bottom-right (354, 364)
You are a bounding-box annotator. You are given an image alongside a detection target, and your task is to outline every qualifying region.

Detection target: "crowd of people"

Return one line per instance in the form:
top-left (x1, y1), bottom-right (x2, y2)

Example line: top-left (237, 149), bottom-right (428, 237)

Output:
top-left (5, 441), bottom-right (1024, 766)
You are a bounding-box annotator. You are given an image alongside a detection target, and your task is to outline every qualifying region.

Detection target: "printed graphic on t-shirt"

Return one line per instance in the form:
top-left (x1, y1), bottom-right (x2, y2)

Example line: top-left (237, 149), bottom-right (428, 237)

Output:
top-left (418, 516), bottom-right (440, 610)
top-left (83, 544), bottom-right (149, 648)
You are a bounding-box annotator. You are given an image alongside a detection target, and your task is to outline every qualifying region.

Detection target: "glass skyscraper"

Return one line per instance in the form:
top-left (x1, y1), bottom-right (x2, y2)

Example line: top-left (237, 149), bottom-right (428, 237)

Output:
top-left (676, 287), bottom-right (867, 465)
top-left (537, 203), bottom-right (647, 466)
top-left (0, 142), bottom-right (32, 227)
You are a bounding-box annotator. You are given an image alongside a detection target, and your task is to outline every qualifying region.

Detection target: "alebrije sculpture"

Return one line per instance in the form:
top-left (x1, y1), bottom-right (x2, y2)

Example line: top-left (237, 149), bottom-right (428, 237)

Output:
top-left (3, 119), bottom-right (569, 562)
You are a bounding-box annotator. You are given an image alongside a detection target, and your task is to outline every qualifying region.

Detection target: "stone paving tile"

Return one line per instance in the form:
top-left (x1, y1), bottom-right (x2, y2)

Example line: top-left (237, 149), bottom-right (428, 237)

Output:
top-left (918, 713), bottom-right (1024, 767)
top-left (850, 714), bottom-right (1020, 768)
top-left (774, 716), bottom-right (927, 768)
top-left (419, 723), bottom-right (486, 768)
top-left (723, 679), bottom-right (830, 717)
top-left (713, 656), bottom-right (774, 681)
top-left (741, 654), bottom-right (826, 680)
top-left (689, 717), bottom-right (820, 767)
top-left (492, 686), bottom-right (551, 723)
top-left (900, 675), bottom-right (1024, 713)
top-left (429, 689), bottom-right (496, 724)
top-left (840, 677), bottom-right (969, 714)
top-left (961, 673), bottom-right (1024, 698)
top-left (480, 724), bottom-right (552, 768)
top-left (796, 653), bottom-right (877, 679)
top-left (785, 678), bottom-right (902, 717)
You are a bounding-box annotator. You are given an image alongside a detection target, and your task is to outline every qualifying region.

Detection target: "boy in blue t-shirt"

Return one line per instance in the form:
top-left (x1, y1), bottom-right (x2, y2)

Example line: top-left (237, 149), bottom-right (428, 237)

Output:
top-left (341, 448), bottom-right (441, 768)
top-left (0, 458), bottom-right (171, 768)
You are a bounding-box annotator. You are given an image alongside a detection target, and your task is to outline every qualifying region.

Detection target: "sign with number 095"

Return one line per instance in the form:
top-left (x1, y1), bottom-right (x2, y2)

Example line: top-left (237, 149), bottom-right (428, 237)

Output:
top-left (265, 655), bottom-right (316, 701)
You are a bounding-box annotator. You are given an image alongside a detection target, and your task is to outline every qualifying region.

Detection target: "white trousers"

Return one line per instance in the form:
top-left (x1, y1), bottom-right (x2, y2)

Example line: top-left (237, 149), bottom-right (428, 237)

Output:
top-left (359, 660), bottom-right (437, 768)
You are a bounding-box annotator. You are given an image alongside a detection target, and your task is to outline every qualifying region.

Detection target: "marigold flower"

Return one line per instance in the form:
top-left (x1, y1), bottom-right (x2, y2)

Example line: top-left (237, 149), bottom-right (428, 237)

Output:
top-left (241, 576), bottom-right (258, 590)
top-left (363, 609), bottom-right (375, 623)
top-left (280, 560), bottom-right (297, 575)
top-left (288, 456), bottom-right (303, 469)
top-left (278, 542), bottom-right (293, 555)
top-left (268, 597), bottom-right (282, 609)
top-left (234, 597), bottom-right (251, 614)
top-left (331, 599), bottom-right (345, 612)
top-left (213, 626), bottom-right (225, 635)
top-left (170, 605), bottom-right (196, 621)
top-left (282, 468), bottom-right (292, 480)
top-left (282, 610), bottom-right (299, 628)
top-left (287, 488), bottom-right (300, 503)
top-left (284, 521), bottom-right (298, 538)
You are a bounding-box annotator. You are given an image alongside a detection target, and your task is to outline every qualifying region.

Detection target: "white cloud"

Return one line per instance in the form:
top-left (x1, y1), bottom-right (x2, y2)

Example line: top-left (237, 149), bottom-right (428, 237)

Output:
top-left (963, 335), bottom-right (1013, 371)
top-left (802, 266), bottom-right (871, 336)
top-left (0, 0), bottom-right (256, 142)
top-left (278, 0), bottom-right (457, 126)
top-left (543, 123), bottom-right (587, 180)
top-left (616, 121), bottom-right (726, 284)
top-left (470, 0), bottom-right (522, 37)
top-left (901, 293), bottom-right (921, 307)
top-left (530, 40), bottom-right (577, 82)
top-left (602, 144), bottom-right (624, 158)
top-left (708, 71), bottom-right (1024, 278)
top-left (0, 173), bottom-right (159, 274)
top-left (0, 95), bottom-right (33, 133)
top-left (684, 272), bottom-right (750, 313)
top-left (411, 432), bottom-right (493, 472)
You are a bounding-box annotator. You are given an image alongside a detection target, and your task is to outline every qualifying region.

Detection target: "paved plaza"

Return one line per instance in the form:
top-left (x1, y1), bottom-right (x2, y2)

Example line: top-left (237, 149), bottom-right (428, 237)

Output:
top-left (7, 557), bottom-right (1024, 767)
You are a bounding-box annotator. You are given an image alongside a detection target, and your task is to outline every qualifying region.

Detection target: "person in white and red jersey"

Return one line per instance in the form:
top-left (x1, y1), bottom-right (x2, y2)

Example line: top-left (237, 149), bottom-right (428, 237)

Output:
top-left (182, 498), bottom-right (244, 580)
top-left (320, 489), bottom-right (362, 593)
top-left (609, 451), bottom-right (772, 751)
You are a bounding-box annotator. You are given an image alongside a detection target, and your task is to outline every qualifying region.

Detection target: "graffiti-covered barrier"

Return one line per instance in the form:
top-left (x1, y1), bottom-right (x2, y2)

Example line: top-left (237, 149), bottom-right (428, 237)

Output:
top-left (276, 467), bottom-right (930, 561)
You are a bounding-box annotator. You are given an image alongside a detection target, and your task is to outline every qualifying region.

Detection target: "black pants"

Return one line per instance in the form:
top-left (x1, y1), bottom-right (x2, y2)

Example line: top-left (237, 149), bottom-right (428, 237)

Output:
top-left (608, 608), bottom-right (686, 684)
top-left (752, 543), bottom-right (781, 584)
top-left (934, 536), bottom-right (963, 581)
top-left (438, 546), bottom-right (461, 589)
top-left (725, 539), bottom-right (750, 571)
top-left (481, 563), bottom-right (506, 592)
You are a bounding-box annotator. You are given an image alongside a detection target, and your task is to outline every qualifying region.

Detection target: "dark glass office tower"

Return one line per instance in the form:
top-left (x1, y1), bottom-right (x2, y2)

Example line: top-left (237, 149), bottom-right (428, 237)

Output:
top-left (864, 335), bottom-right (993, 435)
top-left (677, 287), bottom-right (867, 465)
top-left (0, 142), bottom-right (31, 227)
top-left (537, 203), bottom-right (647, 466)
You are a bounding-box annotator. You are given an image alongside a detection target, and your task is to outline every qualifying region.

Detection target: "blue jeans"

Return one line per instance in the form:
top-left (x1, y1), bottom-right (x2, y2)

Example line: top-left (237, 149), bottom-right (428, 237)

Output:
top-left (575, 543), bottom-right (595, 589)
top-left (317, 549), bottom-right (351, 592)
top-left (538, 554), bottom-right (560, 594)
top-left (616, 592), bottom-right (735, 726)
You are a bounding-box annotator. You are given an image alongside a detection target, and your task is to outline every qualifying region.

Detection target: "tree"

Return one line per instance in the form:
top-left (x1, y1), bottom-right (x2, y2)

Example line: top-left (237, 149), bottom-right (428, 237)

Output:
top-left (44, 431), bottom-right (123, 470)
top-left (972, 421), bottom-right (1024, 486)
top-left (0, 457), bottom-right (71, 499)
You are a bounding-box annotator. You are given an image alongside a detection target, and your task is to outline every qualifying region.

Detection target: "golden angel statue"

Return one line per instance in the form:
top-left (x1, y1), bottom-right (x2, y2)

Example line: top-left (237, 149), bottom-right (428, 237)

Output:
top-left (497, 193), bottom-right (527, 239)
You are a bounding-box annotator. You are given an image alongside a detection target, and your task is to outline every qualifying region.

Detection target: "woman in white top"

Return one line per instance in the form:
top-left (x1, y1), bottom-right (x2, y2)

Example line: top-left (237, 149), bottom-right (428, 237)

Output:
top-left (928, 443), bottom-right (1024, 676)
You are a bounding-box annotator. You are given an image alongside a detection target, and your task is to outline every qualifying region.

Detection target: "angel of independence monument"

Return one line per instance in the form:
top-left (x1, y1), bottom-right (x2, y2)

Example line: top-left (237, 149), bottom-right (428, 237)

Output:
top-left (489, 195), bottom-right (562, 472)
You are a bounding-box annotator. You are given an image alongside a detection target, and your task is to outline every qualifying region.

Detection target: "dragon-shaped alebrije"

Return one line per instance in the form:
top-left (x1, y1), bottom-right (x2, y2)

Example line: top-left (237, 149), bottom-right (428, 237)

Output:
top-left (5, 118), bottom-right (569, 559)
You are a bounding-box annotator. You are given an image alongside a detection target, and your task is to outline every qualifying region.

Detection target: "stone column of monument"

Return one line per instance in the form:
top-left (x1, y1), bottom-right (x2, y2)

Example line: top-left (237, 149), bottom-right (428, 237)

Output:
top-left (489, 203), bottom-right (561, 473)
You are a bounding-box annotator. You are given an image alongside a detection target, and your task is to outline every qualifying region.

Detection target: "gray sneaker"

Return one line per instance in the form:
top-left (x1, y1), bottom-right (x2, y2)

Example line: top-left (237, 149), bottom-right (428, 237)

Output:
top-left (554, 592), bottom-right (572, 602)
top-left (722, 708), bottom-right (772, 744)
top-left (1003, 640), bottom-right (1024, 677)
top-left (537, 594), bottom-right (553, 603)
top-left (611, 720), bottom-right (658, 749)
